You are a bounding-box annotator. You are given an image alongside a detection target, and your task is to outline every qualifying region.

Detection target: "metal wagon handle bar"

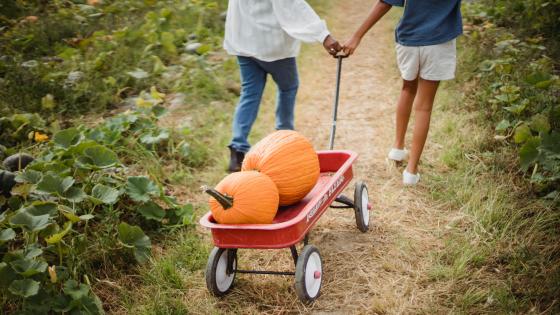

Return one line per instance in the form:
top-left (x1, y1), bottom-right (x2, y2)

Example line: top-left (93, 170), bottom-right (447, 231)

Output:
top-left (328, 54), bottom-right (348, 150)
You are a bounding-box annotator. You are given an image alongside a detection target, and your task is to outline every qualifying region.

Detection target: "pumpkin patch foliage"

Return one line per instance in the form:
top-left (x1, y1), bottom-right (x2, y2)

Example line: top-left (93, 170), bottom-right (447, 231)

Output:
top-left (463, 3), bottom-right (559, 197)
top-left (0, 0), bottom-right (234, 310)
top-left (0, 102), bottom-right (196, 313)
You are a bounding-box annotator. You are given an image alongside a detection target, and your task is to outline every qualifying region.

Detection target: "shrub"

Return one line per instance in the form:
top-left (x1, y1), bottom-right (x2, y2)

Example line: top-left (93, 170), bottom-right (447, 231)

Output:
top-left (463, 3), bottom-right (560, 197)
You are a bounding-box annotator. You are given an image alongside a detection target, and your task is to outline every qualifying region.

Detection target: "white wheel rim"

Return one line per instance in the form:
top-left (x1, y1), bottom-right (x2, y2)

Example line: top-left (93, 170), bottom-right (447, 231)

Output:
top-left (304, 252), bottom-right (322, 298)
top-left (215, 250), bottom-right (235, 292)
top-left (361, 188), bottom-right (369, 226)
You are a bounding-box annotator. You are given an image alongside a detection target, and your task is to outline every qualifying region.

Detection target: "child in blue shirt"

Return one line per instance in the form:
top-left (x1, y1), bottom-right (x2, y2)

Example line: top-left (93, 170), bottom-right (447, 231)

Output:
top-left (343, 0), bottom-right (462, 185)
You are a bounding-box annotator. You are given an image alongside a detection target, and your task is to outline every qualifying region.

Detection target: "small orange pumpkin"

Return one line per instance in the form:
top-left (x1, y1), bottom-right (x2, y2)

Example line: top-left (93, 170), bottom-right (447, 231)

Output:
top-left (242, 130), bottom-right (320, 206)
top-left (204, 171), bottom-right (279, 224)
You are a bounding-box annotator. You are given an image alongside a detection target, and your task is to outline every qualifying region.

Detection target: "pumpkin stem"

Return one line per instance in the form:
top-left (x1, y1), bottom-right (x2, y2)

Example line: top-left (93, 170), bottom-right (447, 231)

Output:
top-left (202, 185), bottom-right (233, 209)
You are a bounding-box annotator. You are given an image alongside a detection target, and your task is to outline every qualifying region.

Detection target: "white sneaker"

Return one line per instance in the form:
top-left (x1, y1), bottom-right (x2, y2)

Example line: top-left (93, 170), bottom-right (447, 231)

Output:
top-left (403, 170), bottom-right (420, 185)
top-left (388, 148), bottom-right (408, 162)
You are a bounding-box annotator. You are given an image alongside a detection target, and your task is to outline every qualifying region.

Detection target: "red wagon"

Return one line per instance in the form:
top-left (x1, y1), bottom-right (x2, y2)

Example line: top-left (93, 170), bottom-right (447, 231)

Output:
top-left (200, 56), bottom-right (370, 303)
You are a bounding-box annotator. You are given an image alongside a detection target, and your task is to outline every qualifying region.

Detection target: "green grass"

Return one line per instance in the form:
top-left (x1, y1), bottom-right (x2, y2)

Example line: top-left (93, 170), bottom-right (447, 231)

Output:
top-left (117, 230), bottom-right (213, 314)
top-left (424, 51), bottom-right (560, 314)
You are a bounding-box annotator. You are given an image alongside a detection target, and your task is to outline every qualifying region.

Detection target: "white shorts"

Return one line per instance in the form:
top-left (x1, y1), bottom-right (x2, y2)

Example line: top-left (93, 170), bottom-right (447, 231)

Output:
top-left (396, 39), bottom-right (457, 81)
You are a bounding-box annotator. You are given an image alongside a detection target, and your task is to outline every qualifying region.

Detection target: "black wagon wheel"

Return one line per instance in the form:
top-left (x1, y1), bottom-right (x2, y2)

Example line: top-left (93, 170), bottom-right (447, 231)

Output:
top-left (205, 247), bottom-right (237, 297)
top-left (295, 245), bottom-right (323, 303)
top-left (354, 181), bottom-right (370, 232)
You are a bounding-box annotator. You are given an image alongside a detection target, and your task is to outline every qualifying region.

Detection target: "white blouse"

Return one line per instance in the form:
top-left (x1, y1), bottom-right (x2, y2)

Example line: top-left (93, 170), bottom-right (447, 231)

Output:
top-left (223, 0), bottom-right (330, 62)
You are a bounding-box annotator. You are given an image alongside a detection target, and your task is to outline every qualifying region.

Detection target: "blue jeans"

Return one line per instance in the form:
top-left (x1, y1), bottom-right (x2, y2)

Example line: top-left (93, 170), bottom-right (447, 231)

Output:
top-left (230, 56), bottom-right (299, 153)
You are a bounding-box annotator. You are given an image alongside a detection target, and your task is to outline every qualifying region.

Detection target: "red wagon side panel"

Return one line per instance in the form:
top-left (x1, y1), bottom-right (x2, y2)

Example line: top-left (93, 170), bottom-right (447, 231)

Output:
top-left (199, 150), bottom-right (357, 249)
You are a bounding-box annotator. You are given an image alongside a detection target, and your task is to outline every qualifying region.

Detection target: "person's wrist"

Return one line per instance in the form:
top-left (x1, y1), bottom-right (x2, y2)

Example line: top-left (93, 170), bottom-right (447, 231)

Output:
top-left (321, 31), bottom-right (332, 45)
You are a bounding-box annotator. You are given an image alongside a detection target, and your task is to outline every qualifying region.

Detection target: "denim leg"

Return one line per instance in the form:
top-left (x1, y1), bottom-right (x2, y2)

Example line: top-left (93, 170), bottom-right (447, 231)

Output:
top-left (230, 56), bottom-right (267, 153)
top-left (256, 58), bottom-right (299, 130)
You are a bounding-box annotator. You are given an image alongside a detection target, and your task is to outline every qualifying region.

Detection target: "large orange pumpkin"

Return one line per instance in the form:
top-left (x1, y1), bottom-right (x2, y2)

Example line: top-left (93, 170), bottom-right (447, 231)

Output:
top-left (242, 130), bottom-right (320, 206)
top-left (205, 171), bottom-right (279, 224)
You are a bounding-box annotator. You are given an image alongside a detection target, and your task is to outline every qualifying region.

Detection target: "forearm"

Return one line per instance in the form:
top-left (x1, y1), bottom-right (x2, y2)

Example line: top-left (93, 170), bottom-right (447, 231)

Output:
top-left (352, 1), bottom-right (392, 39)
top-left (272, 0), bottom-right (329, 43)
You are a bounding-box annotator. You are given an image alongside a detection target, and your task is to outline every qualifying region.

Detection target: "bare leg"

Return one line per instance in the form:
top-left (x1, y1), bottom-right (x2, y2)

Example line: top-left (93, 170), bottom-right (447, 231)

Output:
top-left (393, 79), bottom-right (418, 149)
top-left (407, 78), bottom-right (440, 174)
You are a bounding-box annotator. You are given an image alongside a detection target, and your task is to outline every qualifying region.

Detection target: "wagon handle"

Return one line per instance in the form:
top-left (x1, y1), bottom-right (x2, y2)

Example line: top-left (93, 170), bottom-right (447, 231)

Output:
top-left (328, 55), bottom-right (344, 150)
top-left (202, 185), bottom-right (233, 209)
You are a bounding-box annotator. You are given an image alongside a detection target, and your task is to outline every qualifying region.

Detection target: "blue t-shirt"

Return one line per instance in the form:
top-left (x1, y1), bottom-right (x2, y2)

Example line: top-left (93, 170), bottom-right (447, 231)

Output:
top-left (382, 0), bottom-right (463, 46)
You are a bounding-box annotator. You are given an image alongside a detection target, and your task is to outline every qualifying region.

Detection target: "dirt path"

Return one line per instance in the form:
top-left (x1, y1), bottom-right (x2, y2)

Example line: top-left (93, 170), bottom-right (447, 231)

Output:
top-left (200, 1), bottom-right (453, 314)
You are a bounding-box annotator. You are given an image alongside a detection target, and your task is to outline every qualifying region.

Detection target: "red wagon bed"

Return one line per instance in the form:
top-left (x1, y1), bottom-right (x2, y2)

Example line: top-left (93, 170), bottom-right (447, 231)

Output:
top-left (200, 150), bottom-right (360, 248)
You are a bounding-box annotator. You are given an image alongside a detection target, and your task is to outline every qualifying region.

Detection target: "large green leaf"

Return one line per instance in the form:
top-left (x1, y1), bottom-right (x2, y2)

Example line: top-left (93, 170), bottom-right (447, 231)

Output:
top-left (63, 279), bottom-right (90, 300)
top-left (46, 221), bottom-right (73, 244)
top-left (9, 279), bottom-right (40, 298)
top-left (504, 99), bottom-right (529, 115)
top-left (62, 187), bottom-right (86, 203)
top-left (138, 201), bottom-right (165, 221)
top-left (10, 212), bottom-right (50, 232)
top-left (529, 113), bottom-right (551, 134)
top-left (520, 137), bottom-right (541, 170)
top-left (118, 222), bottom-right (151, 263)
top-left (91, 184), bottom-right (120, 205)
top-left (167, 203), bottom-right (194, 226)
top-left (29, 160), bottom-right (70, 174)
top-left (104, 114), bottom-right (137, 132)
top-left (161, 31), bottom-right (177, 54)
top-left (25, 201), bottom-right (58, 217)
top-left (22, 289), bottom-right (52, 313)
top-left (542, 131), bottom-right (560, 154)
top-left (525, 71), bottom-right (551, 86)
top-left (126, 176), bottom-right (159, 202)
top-left (65, 140), bottom-right (100, 156)
top-left (495, 119), bottom-right (511, 132)
top-left (52, 292), bottom-right (73, 313)
top-left (15, 169), bottom-right (42, 184)
top-left (54, 128), bottom-right (81, 148)
top-left (139, 129), bottom-right (169, 145)
top-left (11, 258), bottom-right (48, 277)
top-left (0, 228), bottom-right (16, 242)
top-left (85, 145), bottom-right (119, 168)
top-left (0, 262), bottom-right (18, 287)
top-left (36, 174), bottom-right (74, 195)
top-left (195, 44), bottom-right (211, 55)
top-left (514, 124), bottom-right (532, 144)
top-left (78, 294), bottom-right (105, 315)
top-left (151, 104), bottom-right (168, 118)
top-left (24, 246), bottom-right (43, 259)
